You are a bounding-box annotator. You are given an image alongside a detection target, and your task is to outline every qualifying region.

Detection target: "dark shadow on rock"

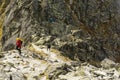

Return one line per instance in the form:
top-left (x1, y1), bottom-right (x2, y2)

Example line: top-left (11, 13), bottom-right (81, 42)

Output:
top-left (59, 41), bottom-right (109, 67)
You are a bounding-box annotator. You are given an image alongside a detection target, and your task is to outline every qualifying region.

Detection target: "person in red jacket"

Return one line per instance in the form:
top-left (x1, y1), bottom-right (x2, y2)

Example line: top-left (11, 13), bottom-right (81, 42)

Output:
top-left (16, 38), bottom-right (23, 55)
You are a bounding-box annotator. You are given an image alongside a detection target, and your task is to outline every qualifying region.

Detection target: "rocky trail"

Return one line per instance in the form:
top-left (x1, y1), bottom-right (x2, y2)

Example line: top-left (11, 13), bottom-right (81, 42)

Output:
top-left (0, 0), bottom-right (120, 80)
top-left (0, 44), bottom-right (120, 80)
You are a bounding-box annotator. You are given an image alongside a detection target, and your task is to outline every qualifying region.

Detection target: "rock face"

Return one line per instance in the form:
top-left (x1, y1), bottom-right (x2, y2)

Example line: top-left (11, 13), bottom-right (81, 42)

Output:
top-left (0, 0), bottom-right (120, 62)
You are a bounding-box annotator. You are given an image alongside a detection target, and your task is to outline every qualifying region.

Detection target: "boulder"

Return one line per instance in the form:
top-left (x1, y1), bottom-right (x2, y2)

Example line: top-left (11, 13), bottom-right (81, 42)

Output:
top-left (93, 70), bottom-right (107, 76)
top-left (11, 72), bottom-right (26, 80)
top-left (101, 58), bottom-right (116, 69)
top-left (0, 72), bottom-right (9, 79)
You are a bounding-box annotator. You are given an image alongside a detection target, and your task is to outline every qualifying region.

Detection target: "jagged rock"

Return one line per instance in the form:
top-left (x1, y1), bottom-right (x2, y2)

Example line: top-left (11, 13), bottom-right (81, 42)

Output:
top-left (44, 63), bottom-right (72, 80)
top-left (10, 67), bottom-right (18, 72)
top-left (11, 72), bottom-right (26, 80)
top-left (72, 29), bottom-right (89, 39)
top-left (0, 71), bottom-right (9, 80)
top-left (35, 38), bottom-right (46, 45)
top-left (70, 61), bottom-right (81, 67)
top-left (93, 70), bottom-right (107, 76)
top-left (3, 65), bottom-right (11, 72)
top-left (0, 65), bottom-right (4, 72)
top-left (0, 53), bottom-right (4, 58)
top-left (112, 69), bottom-right (120, 79)
top-left (101, 58), bottom-right (116, 69)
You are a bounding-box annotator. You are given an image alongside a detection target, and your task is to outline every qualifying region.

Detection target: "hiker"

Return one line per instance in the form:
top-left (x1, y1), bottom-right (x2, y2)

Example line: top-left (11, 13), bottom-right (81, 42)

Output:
top-left (45, 43), bottom-right (51, 61)
top-left (48, 15), bottom-right (55, 23)
top-left (16, 38), bottom-right (23, 55)
top-left (47, 43), bottom-right (51, 51)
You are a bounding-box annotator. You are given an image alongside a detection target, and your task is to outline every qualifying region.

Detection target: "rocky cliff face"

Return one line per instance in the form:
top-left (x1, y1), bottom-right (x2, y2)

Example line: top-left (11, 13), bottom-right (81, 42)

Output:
top-left (0, 0), bottom-right (10, 41)
top-left (0, 0), bottom-right (120, 62)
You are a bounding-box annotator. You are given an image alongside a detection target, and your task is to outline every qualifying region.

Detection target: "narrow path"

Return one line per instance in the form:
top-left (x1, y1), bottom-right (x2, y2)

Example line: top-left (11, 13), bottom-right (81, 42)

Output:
top-left (31, 43), bottom-right (72, 63)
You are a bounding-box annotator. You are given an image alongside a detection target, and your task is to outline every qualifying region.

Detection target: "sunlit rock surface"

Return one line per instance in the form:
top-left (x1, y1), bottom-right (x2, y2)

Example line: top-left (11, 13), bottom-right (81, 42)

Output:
top-left (0, 45), bottom-right (120, 80)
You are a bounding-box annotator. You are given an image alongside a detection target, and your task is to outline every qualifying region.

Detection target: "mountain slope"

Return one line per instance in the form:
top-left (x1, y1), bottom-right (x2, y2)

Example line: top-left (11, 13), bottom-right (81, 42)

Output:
top-left (0, 0), bottom-right (120, 63)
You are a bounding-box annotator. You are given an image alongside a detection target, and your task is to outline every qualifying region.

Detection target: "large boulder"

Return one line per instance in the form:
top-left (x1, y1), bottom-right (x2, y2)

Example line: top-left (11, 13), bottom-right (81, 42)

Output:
top-left (11, 72), bottom-right (26, 80)
top-left (0, 72), bottom-right (9, 80)
top-left (101, 58), bottom-right (116, 69)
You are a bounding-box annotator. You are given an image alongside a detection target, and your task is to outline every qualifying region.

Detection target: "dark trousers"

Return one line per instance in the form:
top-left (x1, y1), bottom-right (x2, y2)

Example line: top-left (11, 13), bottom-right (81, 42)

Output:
top-left (47, 44), bottom-right (51, 51)
top-left (16, 46), bottom-right (21, 55)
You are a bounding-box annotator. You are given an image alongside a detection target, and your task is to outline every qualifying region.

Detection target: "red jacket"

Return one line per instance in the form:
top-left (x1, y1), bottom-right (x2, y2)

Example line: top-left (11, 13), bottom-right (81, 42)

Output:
top-left (16, 40), bottom-right (22, 48)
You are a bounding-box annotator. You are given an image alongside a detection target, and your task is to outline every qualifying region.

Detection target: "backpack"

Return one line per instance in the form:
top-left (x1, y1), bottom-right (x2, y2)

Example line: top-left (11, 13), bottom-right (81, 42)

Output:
top-left (20, 40), bottom-right (23, 44)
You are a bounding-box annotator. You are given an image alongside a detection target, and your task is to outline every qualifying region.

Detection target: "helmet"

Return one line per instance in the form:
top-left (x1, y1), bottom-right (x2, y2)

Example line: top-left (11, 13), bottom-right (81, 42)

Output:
top-left (16, 38), bottom-right (20, 40)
